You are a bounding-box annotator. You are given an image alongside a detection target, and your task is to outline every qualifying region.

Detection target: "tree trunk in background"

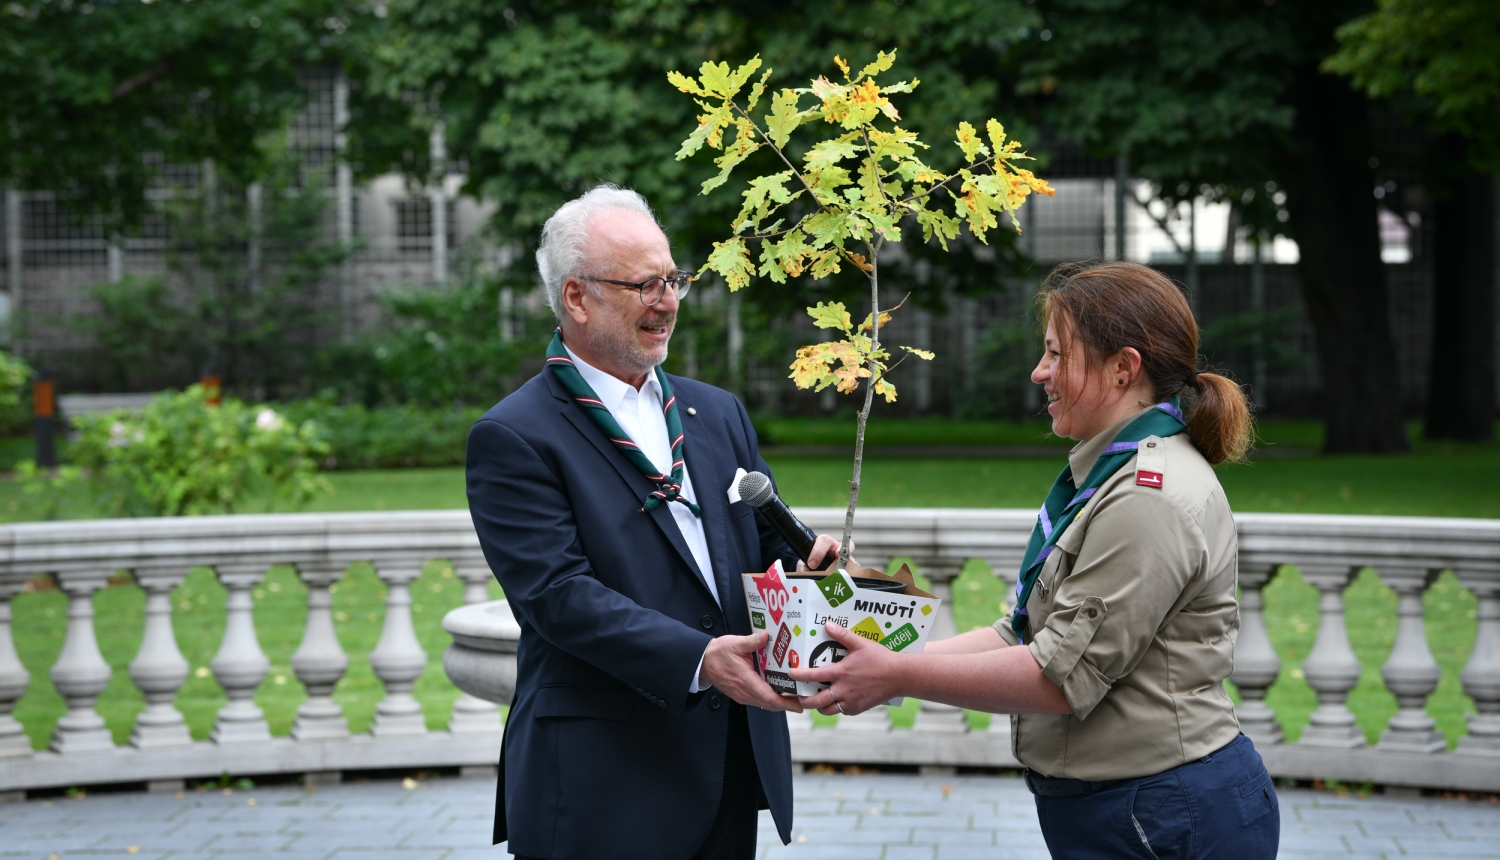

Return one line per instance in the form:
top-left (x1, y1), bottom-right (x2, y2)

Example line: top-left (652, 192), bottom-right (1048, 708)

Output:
top-left (1277, 69), bottom-right (1410, 454)
top-left (1424, 141), bottom-right (1496, 442)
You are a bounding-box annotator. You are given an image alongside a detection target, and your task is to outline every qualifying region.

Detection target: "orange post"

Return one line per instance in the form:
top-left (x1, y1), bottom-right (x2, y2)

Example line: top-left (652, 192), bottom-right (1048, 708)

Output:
top-left (34, 377), bottom-right (58, 468)
top-left (201, 374), bottom-right (221, 406)
top-left (33, 379), bottom-right (54, 418)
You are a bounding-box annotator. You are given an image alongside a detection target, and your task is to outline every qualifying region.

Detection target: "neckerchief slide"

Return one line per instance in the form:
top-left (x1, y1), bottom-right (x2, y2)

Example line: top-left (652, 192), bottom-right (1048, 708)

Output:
top-left (545, 330), bottom-right (701, 517)
top-left (1012, 400), bottom-right (1186, 643)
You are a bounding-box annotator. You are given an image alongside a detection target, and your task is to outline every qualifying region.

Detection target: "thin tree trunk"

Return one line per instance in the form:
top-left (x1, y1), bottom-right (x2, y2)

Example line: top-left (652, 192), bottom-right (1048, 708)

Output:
top-left (1425, 139), bottom-right (1496, 442)
top-left (1275, 67), bottom-right (1409, 454)
top-left (841, 242), bottom-right (881, 569)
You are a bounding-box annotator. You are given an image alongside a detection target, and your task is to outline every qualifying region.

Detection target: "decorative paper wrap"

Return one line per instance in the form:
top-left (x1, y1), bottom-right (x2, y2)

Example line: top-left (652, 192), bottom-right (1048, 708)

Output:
top-left (742, 560), bottom-right (941, 703)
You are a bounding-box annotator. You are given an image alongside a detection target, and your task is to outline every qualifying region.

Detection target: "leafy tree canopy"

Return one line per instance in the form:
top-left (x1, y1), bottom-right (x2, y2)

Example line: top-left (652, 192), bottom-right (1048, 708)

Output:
top-left (1016, 0), bottom-right (1306, 233)
top-left (0, 0), bottom-right (364, 228)
top-left (356, 0), bottom-right (1042, 310)
top-left (1325, 0), bottom-right (1500, 170)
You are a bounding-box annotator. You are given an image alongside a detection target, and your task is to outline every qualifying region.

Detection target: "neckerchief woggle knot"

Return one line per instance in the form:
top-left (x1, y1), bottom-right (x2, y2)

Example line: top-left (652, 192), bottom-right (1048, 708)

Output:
top-left (1012, 400), bottom-right (1186, 643)
top-left (546, 330), bottom-right (701, 517)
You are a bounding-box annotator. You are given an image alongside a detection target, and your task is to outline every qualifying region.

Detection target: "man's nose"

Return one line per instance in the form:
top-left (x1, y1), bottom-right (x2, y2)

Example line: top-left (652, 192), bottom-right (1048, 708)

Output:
top-left (654, 284), bottom-right (681, 313)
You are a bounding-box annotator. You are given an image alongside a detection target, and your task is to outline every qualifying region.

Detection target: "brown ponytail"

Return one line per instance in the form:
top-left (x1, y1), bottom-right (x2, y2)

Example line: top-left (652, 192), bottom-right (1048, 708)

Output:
top-left (1037, 261), bottom-right (1253, 466)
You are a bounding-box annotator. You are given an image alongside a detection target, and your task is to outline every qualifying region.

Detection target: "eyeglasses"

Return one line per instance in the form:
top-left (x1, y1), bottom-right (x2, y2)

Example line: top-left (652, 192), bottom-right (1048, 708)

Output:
top-left (581, 271), bottom-right (695, 306)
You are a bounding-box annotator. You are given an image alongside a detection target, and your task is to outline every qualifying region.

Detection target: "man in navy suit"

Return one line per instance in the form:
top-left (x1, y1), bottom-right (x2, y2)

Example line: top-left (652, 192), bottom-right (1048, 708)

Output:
top-left (466, 185), bottom-right (836, 860)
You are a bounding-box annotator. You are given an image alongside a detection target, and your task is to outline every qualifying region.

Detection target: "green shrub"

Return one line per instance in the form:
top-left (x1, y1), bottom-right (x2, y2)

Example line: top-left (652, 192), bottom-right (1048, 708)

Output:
top-left (20, 385), bottom-right (329, 517)
top-left (310, 276), bottom-right (548, 409)
top-left (279, 397), bottom-right (483, 469)
top-left (0, 349), bottom-right (32, 436)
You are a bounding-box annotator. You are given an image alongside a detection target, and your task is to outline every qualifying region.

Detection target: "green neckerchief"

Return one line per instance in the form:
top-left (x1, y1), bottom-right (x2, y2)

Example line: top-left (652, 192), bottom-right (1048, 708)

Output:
top-left (545, 330), bottom-right (701, 517)
top-left (1012, 400), bottom-right (1186, 643)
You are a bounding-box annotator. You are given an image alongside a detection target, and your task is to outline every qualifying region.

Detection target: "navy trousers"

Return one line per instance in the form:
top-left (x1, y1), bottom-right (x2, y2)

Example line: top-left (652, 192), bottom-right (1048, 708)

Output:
top-left (1033, 734), bottom-right (1279, 859)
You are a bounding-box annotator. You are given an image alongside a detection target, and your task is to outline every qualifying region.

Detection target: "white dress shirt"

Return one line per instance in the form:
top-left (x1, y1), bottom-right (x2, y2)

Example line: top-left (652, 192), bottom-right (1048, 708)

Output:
top-left (565, 346), bottom-right (717, 691)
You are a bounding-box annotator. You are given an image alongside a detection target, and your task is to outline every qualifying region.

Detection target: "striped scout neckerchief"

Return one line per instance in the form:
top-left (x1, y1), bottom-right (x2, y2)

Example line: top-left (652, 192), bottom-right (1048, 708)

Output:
top-left (1011, 399), bottom-right (1186, 643)
top-left (545, 330), bottom-right (702, 517)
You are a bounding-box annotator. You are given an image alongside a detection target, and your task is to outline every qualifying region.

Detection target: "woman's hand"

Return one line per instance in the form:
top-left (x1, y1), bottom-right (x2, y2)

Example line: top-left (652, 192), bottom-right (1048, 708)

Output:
top-left (788, 621), bottom-right (901, 716)
top-left (796, 534), bottom-right (855, 572)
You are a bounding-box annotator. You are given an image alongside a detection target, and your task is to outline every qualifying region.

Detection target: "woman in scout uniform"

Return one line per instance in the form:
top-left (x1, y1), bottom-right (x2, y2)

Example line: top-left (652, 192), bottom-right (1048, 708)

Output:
top-left (792, 262), bottom-right (1279, 859)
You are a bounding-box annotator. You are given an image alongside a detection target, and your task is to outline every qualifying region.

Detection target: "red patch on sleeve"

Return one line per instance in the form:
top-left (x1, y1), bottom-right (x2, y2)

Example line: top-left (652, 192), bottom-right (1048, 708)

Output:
top-left (1136, 470), bottom-right (1164, 488)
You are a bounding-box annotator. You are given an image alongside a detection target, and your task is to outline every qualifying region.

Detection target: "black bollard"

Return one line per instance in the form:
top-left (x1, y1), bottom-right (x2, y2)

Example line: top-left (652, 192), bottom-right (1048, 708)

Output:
top-left (33, 374), bottom-right (57, 468)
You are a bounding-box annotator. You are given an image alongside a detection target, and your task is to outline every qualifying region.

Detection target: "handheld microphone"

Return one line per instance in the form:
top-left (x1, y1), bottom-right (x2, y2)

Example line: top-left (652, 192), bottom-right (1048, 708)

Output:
top-left (733, 470), bottom-right (835, 570)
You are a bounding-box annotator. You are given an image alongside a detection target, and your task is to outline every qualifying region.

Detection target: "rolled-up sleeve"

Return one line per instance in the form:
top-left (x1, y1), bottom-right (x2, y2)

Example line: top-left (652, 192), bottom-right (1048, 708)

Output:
top-left (1026, 488), bottom-right (1206, 720)
top-left (992, 610), bottom-right (1020, 647)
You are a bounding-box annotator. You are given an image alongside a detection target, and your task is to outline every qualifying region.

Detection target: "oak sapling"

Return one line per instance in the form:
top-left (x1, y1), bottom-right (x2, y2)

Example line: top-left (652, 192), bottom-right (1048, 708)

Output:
top-left (670, 51), bottom-right (1053, 569)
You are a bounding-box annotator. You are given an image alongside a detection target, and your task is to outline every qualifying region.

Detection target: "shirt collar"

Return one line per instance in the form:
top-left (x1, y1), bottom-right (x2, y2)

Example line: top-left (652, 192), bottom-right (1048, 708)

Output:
top-left (563, 343), bottom-right (662, 412)
top-left (1067, 405), bottom-right (1152, 483)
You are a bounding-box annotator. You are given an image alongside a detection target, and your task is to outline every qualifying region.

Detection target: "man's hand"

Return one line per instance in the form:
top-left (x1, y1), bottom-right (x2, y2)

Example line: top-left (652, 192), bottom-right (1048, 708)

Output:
top-left (700, 631), bottom-right (803, 713)
top-left (796, 534), bottom-right (853, 572)
top-left (788, 621), bottom-right (901, 716)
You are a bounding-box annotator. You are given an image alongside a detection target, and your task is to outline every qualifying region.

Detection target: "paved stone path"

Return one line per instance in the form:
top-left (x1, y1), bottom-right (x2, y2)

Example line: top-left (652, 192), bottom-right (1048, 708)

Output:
top-left (1, 772), bottom-right (1496, 859)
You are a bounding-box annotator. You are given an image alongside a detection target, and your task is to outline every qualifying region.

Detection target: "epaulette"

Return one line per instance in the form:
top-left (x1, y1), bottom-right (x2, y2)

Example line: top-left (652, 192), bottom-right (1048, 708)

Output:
top-left (1135, 435), bottom-right (1167, 489)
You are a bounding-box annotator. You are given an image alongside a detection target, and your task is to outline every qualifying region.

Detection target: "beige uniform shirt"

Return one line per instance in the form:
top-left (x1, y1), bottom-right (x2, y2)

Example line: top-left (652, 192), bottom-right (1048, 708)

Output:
top-left (994, 409), bottom-right (1241, 780)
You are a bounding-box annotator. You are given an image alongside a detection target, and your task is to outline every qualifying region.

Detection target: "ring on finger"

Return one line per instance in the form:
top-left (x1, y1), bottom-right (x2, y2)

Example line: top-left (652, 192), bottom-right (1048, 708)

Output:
top-left (836, 701), bottom-right (846, 715)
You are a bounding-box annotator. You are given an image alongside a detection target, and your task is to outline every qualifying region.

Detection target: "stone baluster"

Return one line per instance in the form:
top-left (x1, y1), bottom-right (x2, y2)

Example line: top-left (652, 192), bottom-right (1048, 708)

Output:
top-left (369, 562), bottom-right (428, 736)
top-left (210, 564), bottom-right (272, 743)
top-left (0, 579), bottom-right (32, 758)
top-left (1456, 570), bottom-right (1500, 756)
top-left (290, 561), bottom-right (350, 740)
top-left (49, 570), bottom-right (116, 753)
top-left (447, 561), bottom-right (503, 735)
top-left (911, 563), bottom-right (969, 733)
top-left (1377, 567), bottom-right (1446, 753)
top-left (1231, 564), bottom-right (1284, 745)
top-left (128, 567), bottom-right (192, 749)
top-left (1297, 564), bottom-right (1365, 748)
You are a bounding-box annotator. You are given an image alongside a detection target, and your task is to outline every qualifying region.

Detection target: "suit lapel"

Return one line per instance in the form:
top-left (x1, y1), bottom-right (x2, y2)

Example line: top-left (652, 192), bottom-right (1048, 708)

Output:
top-left (675, 386), bottom-right (739, 607)
top-left (546, 372), bottom-right (715, 598)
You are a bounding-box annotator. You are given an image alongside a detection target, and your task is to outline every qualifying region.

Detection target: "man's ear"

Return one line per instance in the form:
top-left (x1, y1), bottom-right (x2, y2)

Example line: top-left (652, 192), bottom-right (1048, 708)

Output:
top-left (561, 277), bottom-right (590, 325)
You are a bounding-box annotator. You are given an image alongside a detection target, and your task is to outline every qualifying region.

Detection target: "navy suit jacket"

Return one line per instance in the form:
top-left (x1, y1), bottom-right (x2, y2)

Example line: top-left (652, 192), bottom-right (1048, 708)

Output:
top-left (465, 368), bottom-right (800, 859)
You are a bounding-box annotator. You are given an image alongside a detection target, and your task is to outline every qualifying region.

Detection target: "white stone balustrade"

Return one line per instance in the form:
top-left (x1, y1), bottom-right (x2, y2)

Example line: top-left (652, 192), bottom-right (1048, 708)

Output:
top-left (0, 509), bottom-right (1496, 797)
top-left (444, 562), bottom-right (508, 735)
top-left (0, 575), bottom-right (30, 758)
top-left (290, 562), bottom-right (350, 741)
top-left (1229, 564), bottom-right (1284, 745)
top-left (368, 563), bottom-right (428, 737)
top-left (49, 569), bottom-right (115, 754)
top-left (128, 566), bottom-right (192, 749)
top-left (210, 564), bottom-right (273, 744)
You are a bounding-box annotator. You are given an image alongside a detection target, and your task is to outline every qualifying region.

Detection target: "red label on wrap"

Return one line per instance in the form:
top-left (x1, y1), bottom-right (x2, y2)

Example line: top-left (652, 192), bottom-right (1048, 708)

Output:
top-left (756, 565), bottom-right (791, 626)
top-left (772, 624), bottom-right (792, 667)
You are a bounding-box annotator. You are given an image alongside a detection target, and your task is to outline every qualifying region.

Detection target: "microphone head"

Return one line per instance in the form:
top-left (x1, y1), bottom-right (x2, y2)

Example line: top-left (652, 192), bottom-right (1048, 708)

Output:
top-left (737, 470), bottom-right (775, 507)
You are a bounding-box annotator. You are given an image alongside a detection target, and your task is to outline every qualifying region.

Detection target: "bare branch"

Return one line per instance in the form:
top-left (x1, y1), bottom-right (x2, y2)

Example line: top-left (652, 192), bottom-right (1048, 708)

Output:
top-left (1129, 186), bottom-right (1190, 258)
top-left (880, 291), bottom-right (912, 317)
top-left (111, 61), bottom-right (173, 101)
top-left (744, 226), bottom-right (797, 241)
top-left (899, 153), bottom-right (999, 205)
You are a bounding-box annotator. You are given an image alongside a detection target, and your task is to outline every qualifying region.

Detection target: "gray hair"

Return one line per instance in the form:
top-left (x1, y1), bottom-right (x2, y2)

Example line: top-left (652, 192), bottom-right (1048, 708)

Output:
top-left (536, 184), bottom-right (664, 319)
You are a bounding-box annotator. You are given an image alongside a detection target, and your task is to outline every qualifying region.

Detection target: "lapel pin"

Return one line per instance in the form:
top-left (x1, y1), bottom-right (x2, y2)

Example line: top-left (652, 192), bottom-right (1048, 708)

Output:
top-left (686, 407), bottom-right (697, 416)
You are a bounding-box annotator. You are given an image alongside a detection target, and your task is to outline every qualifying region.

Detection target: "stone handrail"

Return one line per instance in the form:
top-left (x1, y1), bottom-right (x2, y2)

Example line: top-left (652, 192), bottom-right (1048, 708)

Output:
top-left (0, 509), bottom-right (1496, 797)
